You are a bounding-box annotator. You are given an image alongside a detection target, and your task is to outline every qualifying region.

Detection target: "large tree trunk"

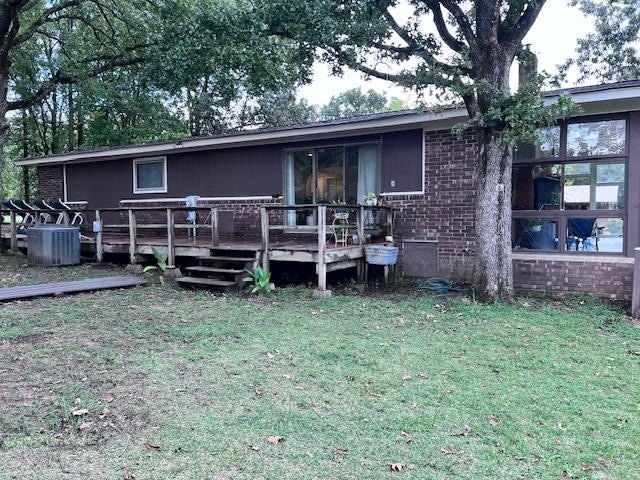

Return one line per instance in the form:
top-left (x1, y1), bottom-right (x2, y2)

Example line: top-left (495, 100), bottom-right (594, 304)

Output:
top-left (0, 60), bottom-right (10, 197)
top-left (473, 128), bottom-right (514, 303)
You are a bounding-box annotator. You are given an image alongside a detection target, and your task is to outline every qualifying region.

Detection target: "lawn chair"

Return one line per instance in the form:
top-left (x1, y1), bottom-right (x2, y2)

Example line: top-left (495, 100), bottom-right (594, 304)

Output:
top-left (1, 199), bottom-right (32, 233)
top-left (47, 198), bottom-right (84, 226)
top-left (32, 199), bottom-right (60, 224)
top-left (8, 199), bottom-right (37, 226)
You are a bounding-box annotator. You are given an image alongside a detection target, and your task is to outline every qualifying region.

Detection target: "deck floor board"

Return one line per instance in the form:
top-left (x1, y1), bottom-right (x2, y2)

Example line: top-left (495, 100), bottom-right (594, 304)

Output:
top-left (0, 276), bottom-right (146, 301)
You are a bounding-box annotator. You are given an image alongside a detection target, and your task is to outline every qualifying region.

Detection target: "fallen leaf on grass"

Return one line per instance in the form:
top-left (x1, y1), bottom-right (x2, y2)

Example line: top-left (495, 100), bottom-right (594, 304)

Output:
top-left (267, 435), bottom-right (284, 444)
top-left (389, 463), bottom-right (404, 472)
top-left (441, 446), bottom-right (456, 455)
top-left (629, 350), bottom-right (640, 356)
top-left (144, 443), bottom-right (160, 451)
top-left (122, 470), bottom-right (135, 480)
top-left (71, 408), bottom-right (88, 416)
top-left (453, 425), bottom-right (472, 437)
top-left (582, 465), bottom-right (593, 471)
top-left (559, 470), bottom-right (572, 479)
top-left (487, 415), bottom-right (499, 426)
top-left (101, 394), bottom-right (115, 403)
top-left (247, 444), bottom-right (260, 451)
top-left (78, 421), bottom-right (94, 431)
top-left (402, 374), bottom-right (412, 381)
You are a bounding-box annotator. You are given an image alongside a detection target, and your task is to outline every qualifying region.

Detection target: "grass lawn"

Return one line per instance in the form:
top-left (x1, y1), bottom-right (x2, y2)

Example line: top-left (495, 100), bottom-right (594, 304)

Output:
top-left (0, 255), bottom-right (639, 479)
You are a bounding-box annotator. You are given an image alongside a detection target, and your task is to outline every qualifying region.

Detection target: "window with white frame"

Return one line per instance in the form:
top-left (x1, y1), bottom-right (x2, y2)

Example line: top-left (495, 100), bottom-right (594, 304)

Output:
top-left (133, 157), bottom-right (167, 194)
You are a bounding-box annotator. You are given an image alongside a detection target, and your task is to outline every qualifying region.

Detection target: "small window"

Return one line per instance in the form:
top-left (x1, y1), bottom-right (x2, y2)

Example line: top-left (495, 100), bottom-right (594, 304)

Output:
top-left (133, 157), bottom-right (167, 194)
top-left (566, 119), bottom-right (626, 157)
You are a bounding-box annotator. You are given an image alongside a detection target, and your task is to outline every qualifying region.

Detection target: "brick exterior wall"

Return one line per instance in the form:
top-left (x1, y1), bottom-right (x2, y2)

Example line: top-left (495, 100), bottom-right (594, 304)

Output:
top-left (384, 129), bottom-right (478, 278)
top-left (513, 256), bottom-right (634, 300)
top-left (37, 165), bottom-right (64, 200)
top-left (384, 128), bottom-right (634, 300)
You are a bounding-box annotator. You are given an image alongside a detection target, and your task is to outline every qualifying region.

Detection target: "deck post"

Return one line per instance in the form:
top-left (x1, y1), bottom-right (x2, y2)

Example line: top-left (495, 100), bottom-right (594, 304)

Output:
top-left (167, 208), bottom-right (175, 266)
top-left (62, 211), bottom-right (70, 226)
top-left (211, 207), bottom-right (219, 248)
top-left (358, 206), bottom-right (365, 245)
top-left (128, 209), bottom-right (137, 264)
top-left (35, 210), bottom-right (41, 226)
top-left (95, 210), bottom-right (104, 263)
top-left (260, 207), bottom-right (270, 274)
top-left (632, 248), bottom-right (640, 319)
top-left (386, 207), bottom-right (394, 238)
top-left (313, 205), bottom-right (331, 298)
top-left (9, 210), bottom-right (17, 253)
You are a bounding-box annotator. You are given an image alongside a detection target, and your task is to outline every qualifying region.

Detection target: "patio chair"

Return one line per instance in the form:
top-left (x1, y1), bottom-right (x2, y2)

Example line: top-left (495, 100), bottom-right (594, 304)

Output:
top-left (331, 211), bottom-right (351, 247)
top-left (8, 199), bottom-right (37, 226)
top-left (47, 198), bottom-right (84, 226)
top-left (32, 199), bottom-right (60, 224)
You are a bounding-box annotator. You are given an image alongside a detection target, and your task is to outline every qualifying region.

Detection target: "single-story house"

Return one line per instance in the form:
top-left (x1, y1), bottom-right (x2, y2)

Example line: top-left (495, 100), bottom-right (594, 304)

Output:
top-left (16, 79), bottom-right (640, 299)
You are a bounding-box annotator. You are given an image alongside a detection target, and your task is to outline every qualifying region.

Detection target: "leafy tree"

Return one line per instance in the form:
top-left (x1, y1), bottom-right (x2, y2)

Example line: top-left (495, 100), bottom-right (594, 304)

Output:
top-left (320, 87), bottom-right (407, 119)
top-left (567, 0), bottom-right (640, 82)
top-left (268, 0), bottom-right (575, 302)
top-left (250, 90), bottom-right (317, 127)
top-left (147, 0), bottom-right (316, 136)
top-left (0, 0), bottom-right (161, 194)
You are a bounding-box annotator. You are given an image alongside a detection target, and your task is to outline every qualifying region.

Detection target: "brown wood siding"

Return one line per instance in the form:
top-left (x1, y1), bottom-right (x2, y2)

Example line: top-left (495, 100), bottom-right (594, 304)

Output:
top-left (627, 111), bottom-right (640, 255)
top-left (65, 129), bottom-right (425, 208)
top-left (381, 129), bottom-right (424, 193)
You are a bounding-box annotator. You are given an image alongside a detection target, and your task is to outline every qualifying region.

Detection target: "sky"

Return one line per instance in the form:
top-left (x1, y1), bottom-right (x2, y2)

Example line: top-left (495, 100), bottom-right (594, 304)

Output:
top-left (298, 1), bottom-right (594, 106)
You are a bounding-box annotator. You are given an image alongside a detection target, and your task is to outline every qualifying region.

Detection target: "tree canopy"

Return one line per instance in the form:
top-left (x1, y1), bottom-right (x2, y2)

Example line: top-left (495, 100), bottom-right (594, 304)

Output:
top-left (320, 87), bottom-right (407, 119)
top-left (568, 0), bottom-right (640, 82)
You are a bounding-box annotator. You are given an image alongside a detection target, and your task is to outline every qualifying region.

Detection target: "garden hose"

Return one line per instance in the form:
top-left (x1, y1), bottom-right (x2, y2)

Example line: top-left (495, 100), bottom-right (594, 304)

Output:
top-left (412, 277), bottom-right (471, 294)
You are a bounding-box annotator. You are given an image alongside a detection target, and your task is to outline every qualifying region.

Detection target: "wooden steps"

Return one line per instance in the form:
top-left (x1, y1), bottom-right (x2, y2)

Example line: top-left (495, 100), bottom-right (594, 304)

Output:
top-left (175, 247), bottom-right (260, 291)
top-left (175, 277), bottom-right (237, 288)
top-left (185, 266), bottom-right (245, 274)
top-left (197, 255), bottom-right (256, 262)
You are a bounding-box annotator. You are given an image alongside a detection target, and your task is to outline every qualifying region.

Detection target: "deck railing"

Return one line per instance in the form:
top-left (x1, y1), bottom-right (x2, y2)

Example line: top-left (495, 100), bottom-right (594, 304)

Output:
top-left (91, 207), bottom-right (220, 264)
top-left (0, 205), bottom-right (221, 265)
top-left (261, 204), bottom-right (394, 291)
top-left (2, 203), bottom-right (394, 290)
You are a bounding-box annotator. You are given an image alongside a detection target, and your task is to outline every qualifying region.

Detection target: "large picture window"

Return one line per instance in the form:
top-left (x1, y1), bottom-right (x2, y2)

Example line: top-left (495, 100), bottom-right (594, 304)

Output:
top-left (513, 116), bottom-right (627, 254)
top-left (133, 157), bottom-right (167, 194)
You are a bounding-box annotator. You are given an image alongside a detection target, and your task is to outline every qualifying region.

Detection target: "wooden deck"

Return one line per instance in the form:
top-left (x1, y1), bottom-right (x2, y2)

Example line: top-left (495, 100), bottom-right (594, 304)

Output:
top-left (1, 203), bottom-right (394, 295)
top-left (0, 276), bottom-right (146, 302)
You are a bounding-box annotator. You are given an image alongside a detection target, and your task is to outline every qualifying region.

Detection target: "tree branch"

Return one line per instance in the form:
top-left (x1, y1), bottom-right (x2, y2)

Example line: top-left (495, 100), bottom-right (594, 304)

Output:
top-left (7, 54), bottom-right (146, 111)
top-left (12, 0), bottom-right (88, 46)
top-left (438, 0), bottom-right (477, 51)
top-left (425, 0), bottom-right (465, 53)
top-left (501, 0), bottom-right (548, 46)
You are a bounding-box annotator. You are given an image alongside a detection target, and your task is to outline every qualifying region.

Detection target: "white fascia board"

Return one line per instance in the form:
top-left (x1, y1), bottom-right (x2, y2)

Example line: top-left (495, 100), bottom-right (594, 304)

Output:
top-left (17, 109), bottom-right (467, 166)
top-left (543, 86), bottom-right (640, 108)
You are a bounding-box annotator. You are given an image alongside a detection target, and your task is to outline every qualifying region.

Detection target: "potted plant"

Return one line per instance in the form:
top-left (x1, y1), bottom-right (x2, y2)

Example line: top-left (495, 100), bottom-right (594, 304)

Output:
top-left (363, 192), bottom-right (378, 206)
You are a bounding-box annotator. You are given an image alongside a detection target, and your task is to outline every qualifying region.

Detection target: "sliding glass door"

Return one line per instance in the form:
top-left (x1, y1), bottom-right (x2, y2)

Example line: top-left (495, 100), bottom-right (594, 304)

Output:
top-left (284, 143), bottom-right (379, 225)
